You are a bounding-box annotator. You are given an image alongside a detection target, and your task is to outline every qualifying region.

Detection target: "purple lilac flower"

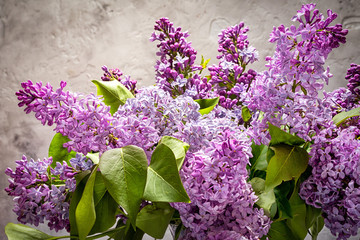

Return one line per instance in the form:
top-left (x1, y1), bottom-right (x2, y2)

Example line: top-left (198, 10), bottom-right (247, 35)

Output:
top-left (208, 22), bottom-right (258, 114)
top-left (172, 128), bottom-right (271, 239)
top-left (16, 80), bottom-right (114, 155)
top-left (345, 63), bottom-right (360, 101)
top-left (150, 18), bottom-right (213, 99)
top-left (300, 126), bottom-right (360, 239)
top-left (4, 156), bottom-right (79, 232)
top-left (101, 65), bottom-right (138, 95)
top-left (246, 3), bottom-right (348, 144)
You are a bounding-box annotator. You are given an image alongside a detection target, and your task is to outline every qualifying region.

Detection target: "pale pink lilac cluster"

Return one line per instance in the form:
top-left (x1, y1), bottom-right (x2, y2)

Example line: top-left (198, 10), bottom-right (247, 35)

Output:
top-left (4, 154), bottom-right (92, 232)
top-left (150, 18), bottom-right (213, 99)
top-left (208, 22), bottom-right (258, 111)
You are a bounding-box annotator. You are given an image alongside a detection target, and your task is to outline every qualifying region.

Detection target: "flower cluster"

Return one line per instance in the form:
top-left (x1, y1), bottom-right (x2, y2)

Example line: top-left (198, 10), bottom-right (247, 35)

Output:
top-left (208, 22), bottom-right (258, 111)
top-left (4, 154), bottom-right (92, 232)
top-left (173, 129), bottom-right (270, 240)
top-left (300, 126), bottom-right (360, 239)
top-left (150, 18), bottom-right (212, 99)
top-left (246, 3), bottom-right (348, 143)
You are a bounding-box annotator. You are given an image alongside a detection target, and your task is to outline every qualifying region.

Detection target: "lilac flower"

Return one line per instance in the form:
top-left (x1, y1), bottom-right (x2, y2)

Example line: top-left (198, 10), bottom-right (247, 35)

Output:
top-left (151, 18), bottom-right (212, 98)
top-left (5, 156), bottom-right (76, 232)
top-left (172, 128), bottom-right (271, 239)
top-left (300, 126), bottom-right (360, 239)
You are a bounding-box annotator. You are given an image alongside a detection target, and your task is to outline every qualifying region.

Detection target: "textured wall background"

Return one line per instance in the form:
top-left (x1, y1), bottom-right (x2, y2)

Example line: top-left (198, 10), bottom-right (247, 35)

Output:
top-left (1, 0), bottom-right (360, 239)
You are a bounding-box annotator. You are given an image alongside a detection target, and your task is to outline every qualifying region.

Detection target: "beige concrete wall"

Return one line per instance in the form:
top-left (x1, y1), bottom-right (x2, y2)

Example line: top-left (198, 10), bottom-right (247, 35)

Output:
top-left (1, 0), bottom-right (359, 239)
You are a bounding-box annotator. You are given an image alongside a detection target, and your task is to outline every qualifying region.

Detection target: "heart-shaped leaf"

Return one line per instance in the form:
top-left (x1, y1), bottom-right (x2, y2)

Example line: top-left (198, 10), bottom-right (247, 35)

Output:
top-left (268, 123), bottom-right (305, 146)
top-left (136, 202), bottom-right (175, 239)
top-left (92, 79), bottom-right (134, 114)
top-left (194, 97), bottom-right (219, 115)
top-left (158, 136), bottom-right (189, 170)
top-left (143, 144), bottom-right (190, 203)
top-left (265, 144), bottom-right (309, 190)
top-left (332, 106), bottom-right (360, 126)
top-left (99, 146), bottom-right (148, 228)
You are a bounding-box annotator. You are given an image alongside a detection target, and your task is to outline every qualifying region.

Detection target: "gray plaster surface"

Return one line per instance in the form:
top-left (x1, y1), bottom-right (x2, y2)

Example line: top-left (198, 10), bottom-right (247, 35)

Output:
top-left (1, 0), bottom-right (360, 239)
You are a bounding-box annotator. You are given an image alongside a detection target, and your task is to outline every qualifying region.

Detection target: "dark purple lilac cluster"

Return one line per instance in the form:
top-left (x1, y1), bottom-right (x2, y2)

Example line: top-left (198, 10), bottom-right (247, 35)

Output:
top-left (150, 18), bottom-right (212, 99)
top-left (300, 126), bottom-right (360, 239)
top-left (4, 154), bottom-right (92, 232)
top-left (208, 22), bottom-right (258, 111)
top-left (346, 63), bottom-right (360, 102)
top-left (101, 65), bottom-right (138, 95)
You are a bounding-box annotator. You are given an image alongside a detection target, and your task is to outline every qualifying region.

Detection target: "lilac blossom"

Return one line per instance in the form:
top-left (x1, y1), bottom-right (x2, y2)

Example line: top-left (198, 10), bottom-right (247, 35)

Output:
top-left (208, 22), bottom-right (258, 118)
top-left (172, 129), bottom-right (271, 239)
top-left (150, 18), bottom-right (213, 99)
top-left (4, 156), bottom-right (82, 232)
top-left (300, 126), bottom-right (360, 239)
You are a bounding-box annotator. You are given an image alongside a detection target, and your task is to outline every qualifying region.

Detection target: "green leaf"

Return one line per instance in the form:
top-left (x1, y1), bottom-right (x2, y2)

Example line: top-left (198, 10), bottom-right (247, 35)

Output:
top-left (309, 214), bottom-right (324, 240)
top-left (250, 143), bottom-right (268, 172)
top-left (75, 165), bottom-right (98, 240)
top-left (266, 221), bottom-right (297, 240)
top-left (48, 133), bottom-right (77, 167)
top-left (268, 123), bottom-right (305, 146)
top-left (286, 188), bottom-right (308, 240)
top-left (143, 144), bottom-right (190, 203)
top-left (136, 202), bottom-right (175, 239)
top-left (332, 106), bottom-right (360, 126)
top-left (250, 177), bottom-right (276, 217)
top-left (158, 136), bottom-right (189, 170)
top-left (265, 144), bottom-right (309, 190)
top-left (87, 152), bottom-right (100, 165)
top-left (89, 191), bottom-right (119, 235)
top-left (305, 204), bottom-right (322, 229)
top-left (242, 106), bottom-right (252, 122)
top-left (92, 79), bottom-right (134, 114)
top-left (69, 171), bottom-right (91, 237)
top-left (99, 146), bottom-right (148, 228)
top-left (194, 97), bottom-right (219, 115)
top-left (200, 55), bottom-right (211, 69)
top-left (5, 223), bottom-right (54, 240)
top-left (93, 171), bottom-right (107, 206)
top-left (274, 182), bottom-right (293, 220)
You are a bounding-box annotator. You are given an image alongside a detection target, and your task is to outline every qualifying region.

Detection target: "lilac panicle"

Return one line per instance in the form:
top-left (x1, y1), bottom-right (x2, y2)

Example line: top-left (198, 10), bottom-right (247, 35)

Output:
top-left (4, 156), bottom-right (84, 232)
top-left (151, 18), bottom-right (213, 99)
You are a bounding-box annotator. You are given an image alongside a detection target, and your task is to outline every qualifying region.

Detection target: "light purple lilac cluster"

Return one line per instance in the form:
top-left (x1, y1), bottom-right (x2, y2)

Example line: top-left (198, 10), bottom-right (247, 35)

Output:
top-left (16, 80), bottom-right (113, 155)
top-left (150, 18), bottom-right (213, 99)
top-left (208, 22), bottom-right (258, 111)
top-left (101, 65), bottom-right (138, 95)
top-left (246, 3), bottom-right (348, 144)
top-left (4, 154), bottom-right (93, 232)
top-left (300, 126), bottom-right (360, 239)
top-left (172, 128), bottom-right (270, 240)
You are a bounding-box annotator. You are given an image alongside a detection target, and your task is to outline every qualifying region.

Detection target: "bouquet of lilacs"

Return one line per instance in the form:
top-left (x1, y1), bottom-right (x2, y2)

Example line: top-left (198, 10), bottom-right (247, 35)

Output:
top-left (4, 3), bottom-right (360, 240)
